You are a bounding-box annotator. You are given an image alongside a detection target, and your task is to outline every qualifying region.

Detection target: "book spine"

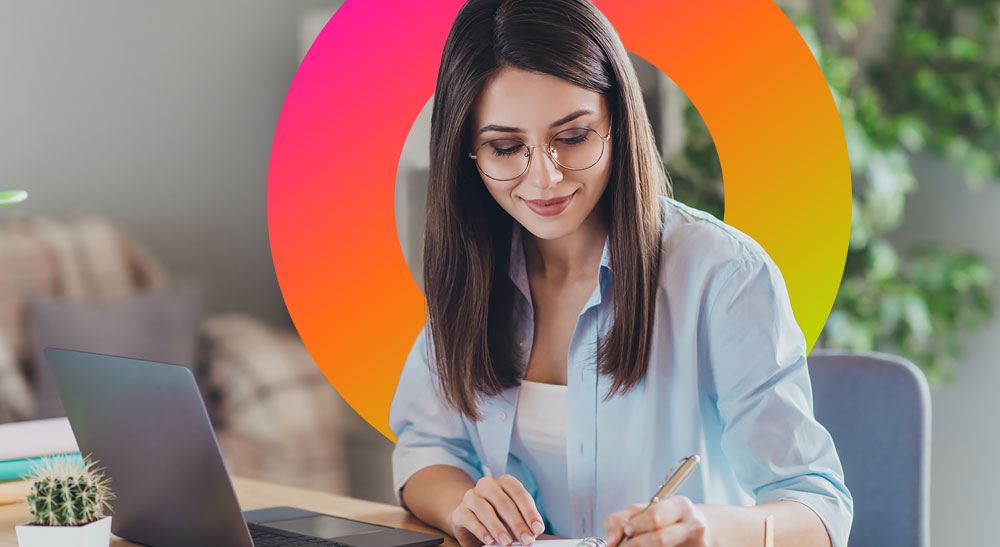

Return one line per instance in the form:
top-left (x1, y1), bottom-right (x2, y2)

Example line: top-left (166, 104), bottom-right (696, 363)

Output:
top-left (0, 453), bottom-right (83, 483)
top-left (0, 480), bottom-right (30, 506)
top-left (0, 417), bottom-right (79, 461)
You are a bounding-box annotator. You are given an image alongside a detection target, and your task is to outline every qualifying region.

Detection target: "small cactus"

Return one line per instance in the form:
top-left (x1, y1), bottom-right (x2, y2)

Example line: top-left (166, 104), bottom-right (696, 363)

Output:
top-left (25, 455), bottom-right (113, 527)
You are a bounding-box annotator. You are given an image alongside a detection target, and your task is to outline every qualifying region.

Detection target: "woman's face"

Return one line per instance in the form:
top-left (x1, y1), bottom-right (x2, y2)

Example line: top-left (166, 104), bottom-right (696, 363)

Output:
top-left (470, 67), bottom-right (612, 241)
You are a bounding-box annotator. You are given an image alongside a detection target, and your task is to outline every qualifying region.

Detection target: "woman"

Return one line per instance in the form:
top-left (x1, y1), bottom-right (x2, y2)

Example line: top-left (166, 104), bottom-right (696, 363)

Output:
top-left (390, 1), bottom-right (853, 546)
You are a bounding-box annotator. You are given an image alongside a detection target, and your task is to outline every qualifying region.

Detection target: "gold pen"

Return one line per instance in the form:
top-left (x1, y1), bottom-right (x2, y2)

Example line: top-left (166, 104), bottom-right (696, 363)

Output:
top-left (646, 454), bottom-right (701, 507)
top-left (615, 455), bottom-right (701, 546)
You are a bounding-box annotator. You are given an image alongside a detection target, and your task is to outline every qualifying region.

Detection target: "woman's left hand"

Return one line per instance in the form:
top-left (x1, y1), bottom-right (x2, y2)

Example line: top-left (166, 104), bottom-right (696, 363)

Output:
top-left (603, 498), bottom-right (711, 547)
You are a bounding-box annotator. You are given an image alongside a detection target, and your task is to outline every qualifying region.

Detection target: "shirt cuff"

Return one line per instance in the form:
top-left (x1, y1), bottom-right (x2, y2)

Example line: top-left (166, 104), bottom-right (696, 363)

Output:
top-left (757, 487), bottom-right (853, 547)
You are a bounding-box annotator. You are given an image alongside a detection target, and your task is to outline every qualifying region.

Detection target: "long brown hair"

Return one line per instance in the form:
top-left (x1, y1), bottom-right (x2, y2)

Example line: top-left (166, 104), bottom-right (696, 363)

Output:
top-left (424, 0), bottom-right (667, 420)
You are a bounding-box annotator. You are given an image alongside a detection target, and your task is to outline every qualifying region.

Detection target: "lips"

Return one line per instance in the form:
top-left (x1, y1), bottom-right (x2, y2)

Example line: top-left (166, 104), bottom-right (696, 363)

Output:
top-left (525, 195), bottom-right (573, 206)
top-left (522, 192), bottom-right (575, 217)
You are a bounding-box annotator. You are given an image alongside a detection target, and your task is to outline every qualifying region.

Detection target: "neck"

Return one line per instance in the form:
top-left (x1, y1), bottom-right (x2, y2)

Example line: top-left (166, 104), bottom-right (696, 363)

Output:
top-left (523, 207), bottom-right (607, 282)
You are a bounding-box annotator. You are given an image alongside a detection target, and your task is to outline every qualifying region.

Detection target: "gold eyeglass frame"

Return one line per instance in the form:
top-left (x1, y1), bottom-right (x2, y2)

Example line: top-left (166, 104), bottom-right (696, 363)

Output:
top-left (468, 124), bottom-right (612, 182)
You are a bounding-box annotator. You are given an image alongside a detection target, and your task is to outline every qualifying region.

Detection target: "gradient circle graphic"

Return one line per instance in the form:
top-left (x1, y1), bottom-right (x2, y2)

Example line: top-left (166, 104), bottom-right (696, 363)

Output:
top-left (268, 0), bottom-right (851, 440)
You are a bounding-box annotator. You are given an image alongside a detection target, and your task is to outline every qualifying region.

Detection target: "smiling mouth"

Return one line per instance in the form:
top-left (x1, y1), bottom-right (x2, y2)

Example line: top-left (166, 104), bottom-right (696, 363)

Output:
top-left (524, 194), bottom-right (574, 206)
top-left (522, 191), bottom-right (576, 216)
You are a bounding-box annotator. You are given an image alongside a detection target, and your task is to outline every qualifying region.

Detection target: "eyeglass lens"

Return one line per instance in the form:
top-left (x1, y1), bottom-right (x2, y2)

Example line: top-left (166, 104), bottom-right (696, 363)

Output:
top-left (475, 127), bottom-right (605, 181)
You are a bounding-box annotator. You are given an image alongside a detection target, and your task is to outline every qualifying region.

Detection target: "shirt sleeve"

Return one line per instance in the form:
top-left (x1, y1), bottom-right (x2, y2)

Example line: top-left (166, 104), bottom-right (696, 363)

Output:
top-left (389, 326), bottom-right (484, 508)
top-left (704, 252), bottom-right (854, 547)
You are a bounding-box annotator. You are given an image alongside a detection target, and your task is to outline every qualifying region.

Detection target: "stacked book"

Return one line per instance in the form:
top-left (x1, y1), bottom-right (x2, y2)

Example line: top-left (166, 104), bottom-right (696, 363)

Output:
top-left (0, 417), bottom-right (81, 504)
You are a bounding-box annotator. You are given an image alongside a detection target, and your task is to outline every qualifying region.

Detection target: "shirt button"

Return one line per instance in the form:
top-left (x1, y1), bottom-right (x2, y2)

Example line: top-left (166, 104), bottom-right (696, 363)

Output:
top-left (518, 340), bottom-right (525, 349)
top-left (498, 411), bottom-right (507, 422)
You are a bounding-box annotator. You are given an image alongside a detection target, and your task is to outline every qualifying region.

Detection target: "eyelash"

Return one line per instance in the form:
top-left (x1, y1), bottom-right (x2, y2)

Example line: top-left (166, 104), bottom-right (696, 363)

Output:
top-left (483, 128), bottom-right (591, 154)
top-left (555, 133), bottom-right (588, 145)
top-left (490, 145), bottom-right (521, 157)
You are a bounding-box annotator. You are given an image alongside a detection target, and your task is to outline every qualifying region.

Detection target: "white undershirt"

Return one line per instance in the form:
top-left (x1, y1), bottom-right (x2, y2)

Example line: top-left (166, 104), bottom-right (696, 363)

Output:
top-left (509, 380), bottom-right (571, 537)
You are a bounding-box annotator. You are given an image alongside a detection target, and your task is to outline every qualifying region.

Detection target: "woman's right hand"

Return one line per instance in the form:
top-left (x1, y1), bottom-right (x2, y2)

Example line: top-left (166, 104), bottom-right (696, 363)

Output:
top-left (447, 474), bottom-right (546, 547)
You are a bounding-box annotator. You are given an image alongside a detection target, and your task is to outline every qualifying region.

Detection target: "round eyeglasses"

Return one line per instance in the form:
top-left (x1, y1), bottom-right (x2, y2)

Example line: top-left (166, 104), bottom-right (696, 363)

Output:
top-left (469, 124), bottom-right (612, 182)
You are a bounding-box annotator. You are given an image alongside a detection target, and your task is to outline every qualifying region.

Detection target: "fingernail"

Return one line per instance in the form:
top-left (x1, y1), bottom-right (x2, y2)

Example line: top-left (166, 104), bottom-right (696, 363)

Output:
top-left (531, 521), bottom-right (544, 534)
top-left (484, 535), bottom-right (494, 545)
top-left (623, 524), bottom-right (633, 536)
top-left (521, 533), bottom-right (534, 545)
top-left (499, 533), bottom-right (512, 545)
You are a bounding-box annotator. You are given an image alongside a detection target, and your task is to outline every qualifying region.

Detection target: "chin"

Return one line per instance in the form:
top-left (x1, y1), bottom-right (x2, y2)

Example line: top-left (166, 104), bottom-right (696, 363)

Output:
top-left (515, 216), bottom-right (581, 241)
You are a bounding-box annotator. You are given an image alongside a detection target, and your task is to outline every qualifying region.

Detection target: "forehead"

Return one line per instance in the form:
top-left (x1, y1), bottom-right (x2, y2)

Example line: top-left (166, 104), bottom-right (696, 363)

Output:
top-left (472, 67), bottom-right (607, 130)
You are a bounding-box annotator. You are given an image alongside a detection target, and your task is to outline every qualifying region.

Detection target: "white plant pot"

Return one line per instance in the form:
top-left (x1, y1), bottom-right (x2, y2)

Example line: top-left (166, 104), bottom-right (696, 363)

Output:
top-left (15, 516), bottom-right (111, 547)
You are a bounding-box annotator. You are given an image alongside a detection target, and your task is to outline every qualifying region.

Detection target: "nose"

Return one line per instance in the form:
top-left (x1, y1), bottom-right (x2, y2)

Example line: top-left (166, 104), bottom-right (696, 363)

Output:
top-left (522, 145), bottom-right (563, 189)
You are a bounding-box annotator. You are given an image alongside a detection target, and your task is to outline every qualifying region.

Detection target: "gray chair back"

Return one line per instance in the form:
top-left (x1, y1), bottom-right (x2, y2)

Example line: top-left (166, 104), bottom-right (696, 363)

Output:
top-left (808, 350), bottom-right (931, 547)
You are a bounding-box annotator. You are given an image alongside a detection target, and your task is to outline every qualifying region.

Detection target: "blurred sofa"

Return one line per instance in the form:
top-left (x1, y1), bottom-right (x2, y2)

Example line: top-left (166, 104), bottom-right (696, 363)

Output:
top-left (0, 214), bottom-right (348, 494)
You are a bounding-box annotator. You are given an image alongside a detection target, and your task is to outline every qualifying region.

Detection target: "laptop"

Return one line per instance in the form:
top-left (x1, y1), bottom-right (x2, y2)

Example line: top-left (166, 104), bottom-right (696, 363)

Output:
top-left (44, 347), bottom-right (445, 547)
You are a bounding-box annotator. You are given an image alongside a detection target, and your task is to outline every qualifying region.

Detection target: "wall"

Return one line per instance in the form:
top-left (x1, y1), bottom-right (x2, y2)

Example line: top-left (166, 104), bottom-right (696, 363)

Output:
top-left (0, 0), bottom-right (340, 328)
top-left (886, 154), bottom-right (1000, 546)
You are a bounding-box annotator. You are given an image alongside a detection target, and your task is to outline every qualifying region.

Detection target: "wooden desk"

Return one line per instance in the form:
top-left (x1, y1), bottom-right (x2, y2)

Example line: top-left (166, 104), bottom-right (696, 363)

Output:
top-left (0, 476), bottom-right (457, 547)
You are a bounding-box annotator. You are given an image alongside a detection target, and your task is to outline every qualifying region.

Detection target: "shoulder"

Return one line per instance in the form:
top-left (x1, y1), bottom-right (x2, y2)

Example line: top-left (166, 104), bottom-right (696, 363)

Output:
top-left (655, 195), bottom-right (772, 287)
top-left (652, 197), bottom-right (807, 380)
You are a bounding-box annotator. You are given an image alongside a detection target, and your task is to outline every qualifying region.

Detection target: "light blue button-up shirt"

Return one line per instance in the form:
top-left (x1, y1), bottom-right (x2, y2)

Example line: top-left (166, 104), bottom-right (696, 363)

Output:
top-left (390, 196), bottom-right (853, 547)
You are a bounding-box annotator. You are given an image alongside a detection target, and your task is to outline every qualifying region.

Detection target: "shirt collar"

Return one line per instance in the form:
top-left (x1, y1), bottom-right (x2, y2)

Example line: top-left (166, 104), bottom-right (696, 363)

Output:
top-left (508, 222), bottom-right (613, 312)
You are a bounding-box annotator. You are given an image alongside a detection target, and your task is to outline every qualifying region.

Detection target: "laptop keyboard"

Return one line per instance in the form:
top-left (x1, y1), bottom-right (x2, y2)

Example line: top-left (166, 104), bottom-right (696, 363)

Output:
top-left (249, 523), bottom-right (356, 547)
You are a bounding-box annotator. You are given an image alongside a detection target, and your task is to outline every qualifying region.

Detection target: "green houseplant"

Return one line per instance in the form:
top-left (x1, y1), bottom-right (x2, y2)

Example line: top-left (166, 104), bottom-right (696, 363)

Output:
top-left (669, 0), bottom-right (998, 384)
top-left (15, 456), bottom-right (114, 547)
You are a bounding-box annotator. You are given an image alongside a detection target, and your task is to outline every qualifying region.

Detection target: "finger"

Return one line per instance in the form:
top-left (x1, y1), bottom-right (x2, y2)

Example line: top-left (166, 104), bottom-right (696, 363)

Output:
top-left (626, 497), bottom-right (691, 536)
top-left (468, 494), bottom-right (513, 546)
top-left (621, 523), bottom-right (699, 547)
top-left (476, 478), bottom-right (534, 545)
top-left (455, 506), bottom-right (495, 546)
top-left (497, 475), bottom-right (545, 536)
top-left (604, 504), bottom-right (645, 546)
top-left (605, 504), bottom-right (646, 546)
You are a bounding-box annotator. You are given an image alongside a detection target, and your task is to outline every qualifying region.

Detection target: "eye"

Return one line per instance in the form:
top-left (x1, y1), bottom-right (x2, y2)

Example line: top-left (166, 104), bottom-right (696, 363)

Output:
top-left (487, 139), bottom-right (526, 157)
top-left (552, 128), bottom-right (591, 146)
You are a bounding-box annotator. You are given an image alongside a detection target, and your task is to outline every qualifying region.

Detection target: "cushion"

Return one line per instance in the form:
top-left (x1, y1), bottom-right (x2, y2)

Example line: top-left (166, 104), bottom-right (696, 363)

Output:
top-left (26, 281), bottom-right (205, 419)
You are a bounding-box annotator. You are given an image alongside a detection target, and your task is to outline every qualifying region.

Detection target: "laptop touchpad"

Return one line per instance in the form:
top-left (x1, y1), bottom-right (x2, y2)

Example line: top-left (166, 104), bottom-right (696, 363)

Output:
top-left (265, 516), bottom-right (383, 538)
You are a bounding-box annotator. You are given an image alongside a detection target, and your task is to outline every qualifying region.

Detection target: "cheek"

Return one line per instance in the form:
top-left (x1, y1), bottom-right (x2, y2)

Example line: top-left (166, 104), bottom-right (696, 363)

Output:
top-left (596, 157), bottom-right (613, 193)
top-left (584, 163), bottom-right (612, 196)
top-left (480, 178), bottom-right (514, 207)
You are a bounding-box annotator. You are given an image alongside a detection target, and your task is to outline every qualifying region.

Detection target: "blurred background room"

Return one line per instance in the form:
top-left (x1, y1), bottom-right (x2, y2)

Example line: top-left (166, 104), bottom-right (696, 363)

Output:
top-left (1, 0), bottom-right (998, 545)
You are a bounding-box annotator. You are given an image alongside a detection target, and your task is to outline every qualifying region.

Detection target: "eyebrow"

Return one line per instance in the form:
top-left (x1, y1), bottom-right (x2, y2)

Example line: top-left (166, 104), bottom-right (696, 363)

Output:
top-left (477, 109), bottom-right (596, 134)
